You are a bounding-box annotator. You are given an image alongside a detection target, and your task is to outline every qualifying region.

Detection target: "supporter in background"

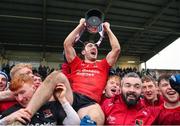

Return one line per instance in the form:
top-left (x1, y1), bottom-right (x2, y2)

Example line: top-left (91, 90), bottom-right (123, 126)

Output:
top-left (1, 63), bottom-right (10, 79)
top-left (141, 75), bottom-right (164, 107)
top-left (38, 65), bottom-right (47, 80)
top-left (0, 71), bottom-right (16, 113)
top-left (0, 74), bottom-right (80, 125)
top-left (0, 71), bottom-right (9, 91)
top-left (33, 73), bottom-right (42, 89)
top-left (101, 72), bottom-right (144, 125)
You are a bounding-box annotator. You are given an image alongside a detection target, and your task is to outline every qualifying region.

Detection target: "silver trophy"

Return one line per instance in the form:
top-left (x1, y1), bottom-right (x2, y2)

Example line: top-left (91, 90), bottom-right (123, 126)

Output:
top-left (76, 9), bottom-right (105, 46)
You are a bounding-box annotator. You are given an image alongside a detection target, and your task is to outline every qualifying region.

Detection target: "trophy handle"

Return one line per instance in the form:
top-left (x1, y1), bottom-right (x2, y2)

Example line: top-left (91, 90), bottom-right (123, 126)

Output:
top-left (96, 24), bottom-right (104, 47)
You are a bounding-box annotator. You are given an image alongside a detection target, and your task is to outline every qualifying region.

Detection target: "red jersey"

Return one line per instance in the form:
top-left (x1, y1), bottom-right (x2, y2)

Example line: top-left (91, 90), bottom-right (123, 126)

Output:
top-left (135, 105), bottom-right (161, 125)
top-left (0, 101), bottom-right (17, 113)
top-left (154, 104), bottom-right (180, 125)
top-left (61, 62), bottom-right (71, 79)
top-left (101, 95), bottom-right (144, 125)
top-left (100, 94), bottom-right (108, 105)
top-left (136, 102), bottom-right (180, 125)
top-left (140, 95), bottom-right (164, 107)
top-left (69, 56), bottom-right (110, 103)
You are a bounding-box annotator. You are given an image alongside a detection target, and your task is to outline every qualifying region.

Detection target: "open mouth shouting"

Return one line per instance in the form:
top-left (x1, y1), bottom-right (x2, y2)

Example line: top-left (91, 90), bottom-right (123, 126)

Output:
top-left (167, 90), bottom-right (177, 95)
top-left (90, 49), bottom-right (97, 56)
top-left (111, 88), bottom-right (117, 95)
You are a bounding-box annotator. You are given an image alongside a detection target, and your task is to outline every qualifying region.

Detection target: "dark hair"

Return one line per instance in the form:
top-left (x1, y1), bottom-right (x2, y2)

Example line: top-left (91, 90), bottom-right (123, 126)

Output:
top-left (82, 40), bottom-right (96, 51)
top-left (158, 74), bottom-right (171, 86)
top-left (141, 75), bottom-right (156, 86)
top-left (33, 73), bottom-right (42, 78)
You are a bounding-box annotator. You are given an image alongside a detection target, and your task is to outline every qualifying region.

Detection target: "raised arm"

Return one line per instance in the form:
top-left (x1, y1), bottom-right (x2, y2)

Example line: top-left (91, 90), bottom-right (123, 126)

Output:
top-left (64, 18), bottom-right (86, 63)
top-left (104, 22), bottom-right (121, 66)
top-left (54, 83), bottom-right (80, 125)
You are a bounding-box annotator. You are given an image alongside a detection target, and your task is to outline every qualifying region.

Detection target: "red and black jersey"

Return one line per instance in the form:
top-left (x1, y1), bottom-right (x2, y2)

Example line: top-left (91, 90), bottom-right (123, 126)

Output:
top-left (136, 102), bottom-right (180, 125)
top-left (154, 104), bottom-right (180, 125)
top-left (69, 56), bottom-right (110, 103)
top-left (61, 62), bottom-right (71, 79)
top-left (0, 101), bottom-right (66, 125)
top-left (0, 101), bottom-right (17, 113)
top-left (101, 95), bottom-right (144, 125)
top-left (140, 95), bottom-right (164, 107)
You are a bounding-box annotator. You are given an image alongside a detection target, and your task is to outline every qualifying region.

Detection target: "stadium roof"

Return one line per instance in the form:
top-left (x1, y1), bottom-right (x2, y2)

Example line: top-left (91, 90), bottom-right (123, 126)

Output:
top-left (0, 0), bottom-right (180, 62)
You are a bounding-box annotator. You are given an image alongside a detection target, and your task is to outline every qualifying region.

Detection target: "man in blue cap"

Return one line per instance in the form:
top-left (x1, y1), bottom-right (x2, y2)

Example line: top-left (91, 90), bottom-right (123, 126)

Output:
top-left (0, 71), bottom-right (16, 113)
top-left (169, 74), bottom-right (180, 94)
top-left (0, 71), bottom-right (9, 91)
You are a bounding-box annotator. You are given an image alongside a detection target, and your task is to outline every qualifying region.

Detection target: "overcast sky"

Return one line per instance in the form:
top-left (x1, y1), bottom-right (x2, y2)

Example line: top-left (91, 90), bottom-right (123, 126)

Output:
top-left (141, 37), bottom-right (180, 70)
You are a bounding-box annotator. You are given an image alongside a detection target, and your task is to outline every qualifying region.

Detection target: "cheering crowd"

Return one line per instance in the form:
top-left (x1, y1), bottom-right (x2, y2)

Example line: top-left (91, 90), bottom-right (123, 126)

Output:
top-left (0, 18), bottom-right (179, 125)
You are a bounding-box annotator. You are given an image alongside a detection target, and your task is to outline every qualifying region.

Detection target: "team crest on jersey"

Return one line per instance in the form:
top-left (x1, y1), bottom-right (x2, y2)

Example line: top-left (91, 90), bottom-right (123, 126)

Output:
top-left (135, 119), bottom-right (143, 126)
top-left (43, 109), bottom-right (53, 118)
top-left (142, 110), bottom-right (147, 116)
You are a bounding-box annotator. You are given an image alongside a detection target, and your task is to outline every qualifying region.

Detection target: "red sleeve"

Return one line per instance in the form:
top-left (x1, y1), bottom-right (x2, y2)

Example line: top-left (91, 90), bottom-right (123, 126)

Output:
top-left (135, 106), bottom-right (161, 125)
top-left (101, 58), bottom-right (111, 69)
top-left (100, 97), bottom-right (111, 116)
top-left (69, 56), bottom-right (81, 65)
top-left (61, 62), bottom-right (71, 77)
